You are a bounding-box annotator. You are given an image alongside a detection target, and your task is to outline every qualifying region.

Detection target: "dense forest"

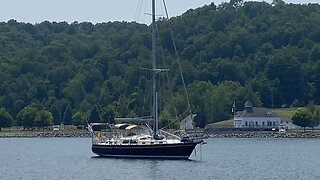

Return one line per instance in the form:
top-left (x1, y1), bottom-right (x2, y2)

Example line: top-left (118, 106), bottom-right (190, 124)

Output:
top-left (1, 0), bottom-right (320, 129)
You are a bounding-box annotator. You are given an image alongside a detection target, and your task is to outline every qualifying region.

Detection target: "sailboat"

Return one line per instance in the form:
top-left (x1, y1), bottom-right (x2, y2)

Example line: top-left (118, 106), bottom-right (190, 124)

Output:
top-left (88, 0), bottom-right (205, 159)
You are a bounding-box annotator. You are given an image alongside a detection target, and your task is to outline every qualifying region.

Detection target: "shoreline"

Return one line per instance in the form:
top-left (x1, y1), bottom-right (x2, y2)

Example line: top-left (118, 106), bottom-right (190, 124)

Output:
top-left (206, 131), bottom-right (320, 138)
top-left (1, 131), bottom-right (320, 138)
top-left (0, 131), bottom-right (91, 138)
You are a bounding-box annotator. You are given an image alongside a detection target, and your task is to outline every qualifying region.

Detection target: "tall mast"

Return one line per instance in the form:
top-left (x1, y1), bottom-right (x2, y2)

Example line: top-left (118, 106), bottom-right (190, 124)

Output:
top-left (152, 0), bottom-right (158, 136)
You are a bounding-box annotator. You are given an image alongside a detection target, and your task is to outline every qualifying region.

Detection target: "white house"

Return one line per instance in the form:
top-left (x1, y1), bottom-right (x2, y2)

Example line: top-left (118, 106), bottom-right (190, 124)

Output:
top-left (234, 101), bottom-right (281, 129)
top-left (279, 117), bottom-right (299, 129)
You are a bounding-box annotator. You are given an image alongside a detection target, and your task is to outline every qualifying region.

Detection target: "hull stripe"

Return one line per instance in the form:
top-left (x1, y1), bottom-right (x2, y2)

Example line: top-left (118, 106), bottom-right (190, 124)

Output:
top-left (93, 143), bottom-right (197, 149)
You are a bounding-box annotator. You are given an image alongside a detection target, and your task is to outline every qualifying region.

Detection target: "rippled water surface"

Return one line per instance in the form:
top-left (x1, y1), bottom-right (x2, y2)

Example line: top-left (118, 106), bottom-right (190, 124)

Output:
top-left (1, 138), bottom-right (319, 180)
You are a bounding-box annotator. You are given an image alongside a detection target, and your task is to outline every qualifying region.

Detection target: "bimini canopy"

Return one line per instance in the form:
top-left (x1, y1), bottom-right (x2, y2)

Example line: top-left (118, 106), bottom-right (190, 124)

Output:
top-left (114, 124), bottom-right (133, 129)
top-left (125, 125), bottom-right (137, 130)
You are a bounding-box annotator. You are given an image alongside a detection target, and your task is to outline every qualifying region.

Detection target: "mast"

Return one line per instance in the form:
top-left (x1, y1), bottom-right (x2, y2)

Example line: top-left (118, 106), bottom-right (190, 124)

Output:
top-left (152, 0), bottom-right (158, 136)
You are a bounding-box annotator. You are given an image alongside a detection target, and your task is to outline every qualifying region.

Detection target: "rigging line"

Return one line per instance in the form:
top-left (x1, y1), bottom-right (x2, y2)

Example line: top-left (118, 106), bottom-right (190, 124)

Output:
top-left (157, 65), bottom-right (173, 130)
top-left (155, 21), bottom-right (178, 130)
top-left (165, 72), bottom-right (178, 119)
top-left (141, 70), bottom-right (149, 117)
top-left (157, 67), bottom-right (162, 116)
top-left (159, 43), bottom-right (179, 120)
top-left (135, 0), bottom-right (143, 22)
top-left (161, 0), bottom-right (193, 117)
top-left (160, 118), bottom-right (177, 130)
top-left (156, 31), bottom-right (178, 121)
top-left (136, 0), bottom-right (150, 24)
top-left (143, 0), bottom-right (148, 23)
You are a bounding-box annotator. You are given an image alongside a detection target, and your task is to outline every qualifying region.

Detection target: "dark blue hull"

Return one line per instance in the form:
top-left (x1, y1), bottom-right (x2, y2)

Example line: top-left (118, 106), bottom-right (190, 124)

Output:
top-left (92, 142), bottom-right (197, 159)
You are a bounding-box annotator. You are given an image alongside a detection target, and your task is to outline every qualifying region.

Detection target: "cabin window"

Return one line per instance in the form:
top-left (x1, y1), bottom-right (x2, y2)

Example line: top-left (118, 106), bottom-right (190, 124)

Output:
top-left (255, 122), bottom-right (258, 126)
top-left (130, 140), bottom-right (137, 144)
top-left (262, 122), bottom-right (265, 126)
top-left (122, 140), bottom-right (129, 144)
top-left (245, 122), bottom-right (248, 126)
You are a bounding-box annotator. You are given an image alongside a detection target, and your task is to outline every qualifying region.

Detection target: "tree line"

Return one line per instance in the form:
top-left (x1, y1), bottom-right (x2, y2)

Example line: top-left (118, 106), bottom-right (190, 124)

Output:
top-left (1, 0), bottom-right (320, 130)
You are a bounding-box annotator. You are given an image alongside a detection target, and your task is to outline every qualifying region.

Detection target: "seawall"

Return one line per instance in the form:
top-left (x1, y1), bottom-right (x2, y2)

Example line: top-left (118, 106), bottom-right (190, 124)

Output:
top-left (0, 131), bottom-right (91, 138)
top-left (207, 131), bottom-right (320, 138)
top-left (1, 131), bottom-right (320, 138)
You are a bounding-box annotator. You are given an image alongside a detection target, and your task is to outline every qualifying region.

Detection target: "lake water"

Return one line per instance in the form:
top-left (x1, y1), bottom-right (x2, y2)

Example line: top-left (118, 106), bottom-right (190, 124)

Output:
top-left (0, 138), bottom-right (319, 180)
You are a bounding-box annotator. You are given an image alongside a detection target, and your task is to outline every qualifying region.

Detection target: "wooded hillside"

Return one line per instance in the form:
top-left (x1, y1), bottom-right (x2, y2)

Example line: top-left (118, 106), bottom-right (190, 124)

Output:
top-left (0, 0), bottom-right (320, 128)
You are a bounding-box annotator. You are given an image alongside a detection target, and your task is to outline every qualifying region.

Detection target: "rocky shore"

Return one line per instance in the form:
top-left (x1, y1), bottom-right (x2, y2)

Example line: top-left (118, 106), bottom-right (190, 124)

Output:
top-left (207, 131), bottom-right (320, 138)
top-left (0, 131), bottom-right (91, 138)
top-left (1, 130), bottom-right (320, 138)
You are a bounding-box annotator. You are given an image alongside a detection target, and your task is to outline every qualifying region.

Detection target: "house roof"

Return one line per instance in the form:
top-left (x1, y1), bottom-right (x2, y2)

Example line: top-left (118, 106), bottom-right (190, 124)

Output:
top-left (245, 101), bottom-right (253, 108)
top-left (280, 117), bottom-right (292, 123)
top-left (240, 107), bottom-right (279, 118)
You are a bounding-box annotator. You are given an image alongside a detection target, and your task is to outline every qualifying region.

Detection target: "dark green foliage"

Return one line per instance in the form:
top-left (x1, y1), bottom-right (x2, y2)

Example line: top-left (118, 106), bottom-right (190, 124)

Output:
top-left (63, 104), bottom-right (73, 125)
top-left (1, 1), bottom-right (320, 127)
top-left (292, 108), bottom-right (314, 132)
top-left (72, 111), bottom-right (89, 126)
top-left (50, 105), bottom-right (62, 125)
top-left (34, 110), bottom-right (53, 130)
top-left (16, 103), bottom-right (53, 129)
top-left (16, 103), bottom-right (38, 129)
top-left (88, 106), bottom-right (101, 123)
top-left (0, 107), bottom-right (13, 131)
top-left (305, 103), bottom-right (320, 129)
top-left (100, 102), bottom-right (119, 124)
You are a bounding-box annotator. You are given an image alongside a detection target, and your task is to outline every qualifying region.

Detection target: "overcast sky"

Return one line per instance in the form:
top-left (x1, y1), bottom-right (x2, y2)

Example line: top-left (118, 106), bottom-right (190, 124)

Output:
top-left (0, 0), bottom-right (318, 24)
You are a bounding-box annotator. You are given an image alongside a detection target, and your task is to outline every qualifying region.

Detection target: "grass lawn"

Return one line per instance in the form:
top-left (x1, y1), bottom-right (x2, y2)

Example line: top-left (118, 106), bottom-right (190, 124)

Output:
top-left (272, 108), bottom-right (297, 118)
top-left (206, 119), bottom-right (234, 128)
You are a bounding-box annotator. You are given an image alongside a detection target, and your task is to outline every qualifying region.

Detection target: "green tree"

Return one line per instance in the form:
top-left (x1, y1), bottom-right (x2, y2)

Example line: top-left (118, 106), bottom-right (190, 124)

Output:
top-left (184, 80), bottom-right (242, 127)
top-left (16, 104), bottom-right (38, 129)
top-left (88, 106), bottom-right (101, 123)
top-left (100, 102), bottom-right (120, 124)
top-left (72, 111), bottom-right (89, 126)
top-left (272, 0), bottom-right (285, 5)
top-left (266, 48), bottom-right (305, 105)
top-left (306, 103), bottom-right (320, 130)
top-left (159, 109), bottom-right (177, 129)
top-left (292, 108), bottom-right (314, 132)
top-left (313, 107), bottom-right (320, 129)
top-left (0, 107), bottom-right (13, 131)
top-left (50, 105), bottom-right (61, 125)
top-left (62, 75), bottom-right (86, 105)
top-left (34, 110), bottom-right (53, 130)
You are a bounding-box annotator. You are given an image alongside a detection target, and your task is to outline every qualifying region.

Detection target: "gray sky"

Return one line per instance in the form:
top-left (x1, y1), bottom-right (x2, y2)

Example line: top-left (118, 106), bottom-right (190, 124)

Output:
top-left (0, 0), bottom-right (318, 24)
